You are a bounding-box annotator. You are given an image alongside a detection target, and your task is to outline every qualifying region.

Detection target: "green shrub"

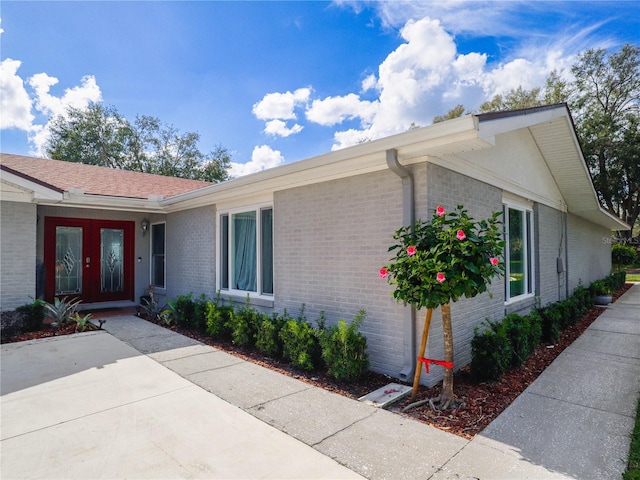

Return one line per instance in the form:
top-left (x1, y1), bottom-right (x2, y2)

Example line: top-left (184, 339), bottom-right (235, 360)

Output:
top-left (609, 271), bottom-right (627, 290)
top-left (255, 313), bottom-right (284, 357)
top-left (205, 297), bottom-right (233, 339)
top-left (502, 313), bottom-right (541, 367)
top-left (471, 320), bottom-right (513, 381)
top-left (171, 294), bottom-right (196, 328)
top-left (228, 297), bottom-right (259, 347)
top-left (319, 310), bottom-right (369, 382)
top-left (612, 244), bottom-right (638, 270)
top-left (16, 299), bottom-right (45, 332)
top-left (572, 284), bottom-right (593, 314)
top-left (192, 294), bottom-right (209, 332)
top-left (279, 307), bottom-right (321, 371)
top-left (539, 304), bottom-right (563, 343)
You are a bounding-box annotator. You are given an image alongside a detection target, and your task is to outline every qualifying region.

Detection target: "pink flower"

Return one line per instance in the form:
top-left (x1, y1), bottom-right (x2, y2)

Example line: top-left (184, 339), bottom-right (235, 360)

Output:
top-left (379, 268), bottom-right (389, 279)
top-left (407, 246), bottom-right (417, 256)
top-left (490, 257), bottom-right (499, 266)
top-left (436, 205), bottom-right (445, 217)
top-left (456, 230), bottom-right (466, 241)
top-left (436, 272), bottom-right (446, 283)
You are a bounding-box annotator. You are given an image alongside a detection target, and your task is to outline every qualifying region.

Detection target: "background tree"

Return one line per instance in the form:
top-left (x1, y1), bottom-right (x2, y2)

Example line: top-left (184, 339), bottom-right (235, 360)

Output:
top-left (45, 102), bottom-right (231, 183)
top-left (477, 86), bottom-right (543, 113)
top-left (569, 44), bottom-right (640, 236)
top-left (433, 104), bottom-right (466, 124)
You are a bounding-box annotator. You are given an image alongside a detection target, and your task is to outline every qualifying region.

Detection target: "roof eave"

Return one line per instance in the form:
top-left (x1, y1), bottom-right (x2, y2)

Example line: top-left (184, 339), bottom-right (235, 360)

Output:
top-left (163, 115), bottom-right (485, 211)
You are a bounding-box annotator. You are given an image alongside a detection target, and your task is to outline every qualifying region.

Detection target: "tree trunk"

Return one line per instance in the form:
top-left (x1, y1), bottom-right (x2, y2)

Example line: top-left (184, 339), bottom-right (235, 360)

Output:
top-left (439, 303), bottom-right (456, 405)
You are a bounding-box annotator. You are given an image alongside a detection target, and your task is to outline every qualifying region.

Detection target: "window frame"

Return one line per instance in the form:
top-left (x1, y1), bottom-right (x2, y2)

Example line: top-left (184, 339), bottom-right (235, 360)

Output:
top-left (150, 221), bottom-right (166, 290)
top-left (503, 201), bottom-right (535, 304)
top-left (217, 203), bottom-right (274, 299)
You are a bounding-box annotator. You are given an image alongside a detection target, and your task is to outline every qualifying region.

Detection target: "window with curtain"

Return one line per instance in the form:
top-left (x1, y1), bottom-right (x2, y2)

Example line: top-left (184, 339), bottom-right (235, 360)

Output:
top-left (219, 207), bottom-right (273, 296)
top-left (503, 204), bottom-right (534, 301)
top-left (151, 223), bottom-right (165, 289)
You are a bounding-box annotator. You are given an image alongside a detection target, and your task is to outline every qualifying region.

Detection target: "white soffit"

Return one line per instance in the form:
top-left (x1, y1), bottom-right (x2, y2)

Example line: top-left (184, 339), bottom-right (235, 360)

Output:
top-left (0, 170), bottom-right (63, 202)
top-left (478, 106), bottom-right (628, 231)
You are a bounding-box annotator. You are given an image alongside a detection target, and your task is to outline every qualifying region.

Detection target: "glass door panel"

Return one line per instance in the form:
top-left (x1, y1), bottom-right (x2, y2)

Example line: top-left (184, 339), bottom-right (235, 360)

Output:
top-left (100, 228), bottom-right (124, 293)
top-left (55, 226), bottom-right (83, 296)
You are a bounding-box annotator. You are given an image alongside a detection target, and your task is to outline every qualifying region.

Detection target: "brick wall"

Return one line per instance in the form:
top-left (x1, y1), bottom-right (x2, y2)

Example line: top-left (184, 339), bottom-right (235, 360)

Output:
top-left (534, 203), bottom-right (566, 307)
top-left (274, 169), bottom-right (407, 377)
top-left (1, 201), bottom-right (37, 311)
top-left (567, 213), bottom-right (611, 292)
top-left (166, 205), bottom-right (216, 299)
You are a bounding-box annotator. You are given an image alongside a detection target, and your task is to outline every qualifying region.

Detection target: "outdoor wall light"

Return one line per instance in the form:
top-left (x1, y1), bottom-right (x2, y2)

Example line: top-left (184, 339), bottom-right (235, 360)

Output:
top-left (141, 218), bottom-right (150, 237)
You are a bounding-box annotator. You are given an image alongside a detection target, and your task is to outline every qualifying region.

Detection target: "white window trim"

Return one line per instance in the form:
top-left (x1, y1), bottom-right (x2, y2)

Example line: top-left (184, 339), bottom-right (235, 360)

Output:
top-left (503, 201), bottom-right (535, 304)
top-left (150, 221), bottom-right (167, 291)
top-left (216, 203), bottom-right (274, 300)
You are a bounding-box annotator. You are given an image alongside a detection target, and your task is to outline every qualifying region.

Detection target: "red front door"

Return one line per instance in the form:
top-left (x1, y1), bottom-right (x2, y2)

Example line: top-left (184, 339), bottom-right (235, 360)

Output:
top-left (44, 217), bottom-right (135, 303)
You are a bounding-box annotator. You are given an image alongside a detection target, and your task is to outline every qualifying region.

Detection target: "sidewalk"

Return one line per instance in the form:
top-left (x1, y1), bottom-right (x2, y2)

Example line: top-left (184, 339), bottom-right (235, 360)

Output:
top-left (2, 284), bottom-right (638, 479)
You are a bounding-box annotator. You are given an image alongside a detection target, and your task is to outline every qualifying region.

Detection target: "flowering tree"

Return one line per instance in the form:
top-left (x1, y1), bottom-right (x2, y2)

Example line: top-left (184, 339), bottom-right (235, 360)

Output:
top-left (380, 205), bottom-right (504, 410)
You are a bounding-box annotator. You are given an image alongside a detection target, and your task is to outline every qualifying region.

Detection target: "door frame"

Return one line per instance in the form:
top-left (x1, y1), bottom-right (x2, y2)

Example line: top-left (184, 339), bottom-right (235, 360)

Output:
top-left (44, 216), bottom-right (135, 303)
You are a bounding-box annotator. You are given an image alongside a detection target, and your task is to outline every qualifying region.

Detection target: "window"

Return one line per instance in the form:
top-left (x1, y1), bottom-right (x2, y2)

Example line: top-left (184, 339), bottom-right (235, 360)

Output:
top-left (219, 206), bottom-right (273, 296)
top-left (503, 204), bottom-right (534, 301)
top-left (151, 223), bottom-right (166, 289)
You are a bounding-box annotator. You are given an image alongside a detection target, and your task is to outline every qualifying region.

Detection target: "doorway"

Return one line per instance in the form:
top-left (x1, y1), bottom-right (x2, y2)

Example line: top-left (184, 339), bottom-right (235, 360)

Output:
top-left (44, 217), bottom-right (135, 303)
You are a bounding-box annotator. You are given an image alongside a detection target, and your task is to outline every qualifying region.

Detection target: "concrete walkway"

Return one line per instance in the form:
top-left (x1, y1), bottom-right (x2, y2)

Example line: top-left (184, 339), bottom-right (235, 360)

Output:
top-left (1, 284), bottom-right (638, 479)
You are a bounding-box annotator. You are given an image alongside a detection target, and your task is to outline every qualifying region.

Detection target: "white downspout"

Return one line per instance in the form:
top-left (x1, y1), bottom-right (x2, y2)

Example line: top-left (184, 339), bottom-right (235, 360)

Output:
top-left (386, 149), bottom-right (416, 382)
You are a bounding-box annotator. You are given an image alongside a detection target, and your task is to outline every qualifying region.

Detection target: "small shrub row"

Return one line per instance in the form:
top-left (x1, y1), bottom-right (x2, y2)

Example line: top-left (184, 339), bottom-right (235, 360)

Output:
top-left (157, 294), bottom-right (369, 382)
top-left (471, 280), bottom-right (601, 382)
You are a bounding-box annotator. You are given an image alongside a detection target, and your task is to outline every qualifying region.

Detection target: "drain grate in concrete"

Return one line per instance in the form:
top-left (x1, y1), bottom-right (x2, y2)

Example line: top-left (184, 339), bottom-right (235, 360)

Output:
top-left (358, 383), bottom-right (412, 408)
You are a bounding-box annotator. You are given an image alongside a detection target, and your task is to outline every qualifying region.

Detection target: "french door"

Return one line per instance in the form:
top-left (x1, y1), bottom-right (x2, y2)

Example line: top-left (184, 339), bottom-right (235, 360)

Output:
top-left (44, 217), bottom-right (134, 303)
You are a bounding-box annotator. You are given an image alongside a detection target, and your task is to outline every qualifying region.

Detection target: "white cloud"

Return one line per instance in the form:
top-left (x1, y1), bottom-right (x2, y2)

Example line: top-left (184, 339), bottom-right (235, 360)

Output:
top-left (25, 73), bottom-right (102, 155)
top-left (361, 73), bottom-right (377, 92)
top-left (252, 87), bottom-right (311, 120)
top-left (264, 119), bottom-right (303, 137)
top-left (28, 73), bottom-right (101, 118)
top-left (305, 93), bottom-right (378, 127)
top-left (0, 58), bottom-right (34, 130)
top-left (229, 145), bottom-right (285, 177)
top-left (327, 15), bottom-right (573, 150)
top-left (0, 44), bottom-right (102, 156)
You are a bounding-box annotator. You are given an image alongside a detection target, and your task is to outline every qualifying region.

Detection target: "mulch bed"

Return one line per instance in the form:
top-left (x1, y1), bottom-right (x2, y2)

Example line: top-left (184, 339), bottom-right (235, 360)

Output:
top-left (3, 283), bottom-right (632, 440)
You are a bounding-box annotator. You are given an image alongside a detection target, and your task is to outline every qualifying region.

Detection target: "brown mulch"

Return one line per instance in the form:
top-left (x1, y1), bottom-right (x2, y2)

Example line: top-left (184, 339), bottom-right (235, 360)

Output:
top-left (3, 283), bottom-right (632, 440)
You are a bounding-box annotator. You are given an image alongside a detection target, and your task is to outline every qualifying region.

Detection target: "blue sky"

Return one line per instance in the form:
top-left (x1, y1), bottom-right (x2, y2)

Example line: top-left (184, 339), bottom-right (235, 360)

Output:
top-left (1, 1), bottom-right (639, 177)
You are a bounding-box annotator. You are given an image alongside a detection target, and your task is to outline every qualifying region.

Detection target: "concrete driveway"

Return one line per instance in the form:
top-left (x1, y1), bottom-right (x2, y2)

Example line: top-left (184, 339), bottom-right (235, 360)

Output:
top-left (0, 331), bottom-right (363, 479)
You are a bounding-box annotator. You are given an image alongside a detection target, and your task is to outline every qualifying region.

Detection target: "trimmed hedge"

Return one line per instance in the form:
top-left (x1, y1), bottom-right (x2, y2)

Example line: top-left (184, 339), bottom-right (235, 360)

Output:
top-left (151, 294), bottom-right (369, 382)
top-left (471, 276), bottom-right (611, 382)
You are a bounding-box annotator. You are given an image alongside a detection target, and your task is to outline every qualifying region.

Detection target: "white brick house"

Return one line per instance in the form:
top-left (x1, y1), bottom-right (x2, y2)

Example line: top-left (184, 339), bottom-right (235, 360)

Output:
top-left (0, 104), bottom-right (628, 385)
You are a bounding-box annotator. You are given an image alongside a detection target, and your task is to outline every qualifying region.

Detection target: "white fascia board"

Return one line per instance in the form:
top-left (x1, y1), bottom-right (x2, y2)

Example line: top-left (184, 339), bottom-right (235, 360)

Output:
top-left (163, 116), bottom-right (481, 212)
top-left (571, 206), bottom-right (630, 231)
top-left (39, 192), bottom-right (164, 213)
top-left (0, 171), bottom-right (63, 202)
top-left (477, 106), bottom-right (569, 139)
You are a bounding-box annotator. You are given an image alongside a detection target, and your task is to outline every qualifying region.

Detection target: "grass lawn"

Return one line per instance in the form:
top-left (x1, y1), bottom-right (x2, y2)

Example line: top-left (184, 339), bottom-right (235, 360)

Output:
top-left (624, 393), bottom-right (640, 480)
top-left (627, 274), bottom-right (640, 282)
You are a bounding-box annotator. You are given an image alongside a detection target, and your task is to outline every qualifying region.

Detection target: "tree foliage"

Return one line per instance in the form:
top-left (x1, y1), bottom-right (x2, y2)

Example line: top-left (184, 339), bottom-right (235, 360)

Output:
top-left (433, 104), bottom-right (466, 123)
top-left (45, 102), bottom-right (231, 183)
top-left (569, 44), bottom-right (640, 234)
top-left (381, 205), bottom-right (505, 310)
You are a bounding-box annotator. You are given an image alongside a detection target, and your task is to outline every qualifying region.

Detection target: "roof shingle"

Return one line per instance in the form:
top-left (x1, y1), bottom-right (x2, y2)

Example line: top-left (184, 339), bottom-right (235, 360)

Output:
top-left (0, 154), bottom-right (212, 199)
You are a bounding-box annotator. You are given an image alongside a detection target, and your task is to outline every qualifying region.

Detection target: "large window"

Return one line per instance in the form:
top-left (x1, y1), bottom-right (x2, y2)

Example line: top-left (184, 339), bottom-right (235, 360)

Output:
top-left (219, 206), bottom-right (273, 296)
top-left (504, 204), bottom-right (534, 301)
top-left (151, 222), bottom-right (165, 289)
